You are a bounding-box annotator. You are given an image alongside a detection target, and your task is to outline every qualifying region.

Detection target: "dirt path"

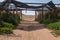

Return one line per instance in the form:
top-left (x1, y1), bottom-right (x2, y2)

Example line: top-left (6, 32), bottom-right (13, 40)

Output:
top-left (0, 21), bottom-right (60, 40)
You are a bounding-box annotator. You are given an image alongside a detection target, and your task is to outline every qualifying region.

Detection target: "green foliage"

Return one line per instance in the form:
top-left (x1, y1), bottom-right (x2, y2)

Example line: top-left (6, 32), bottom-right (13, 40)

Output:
top-left (0, 10), bottom-right (21, 34)
top-left (0, 21), bottom-right (14, 34)
top-left (35, 18), bottom-right (57, 24)
top-left (43, 19), bottom-right (57, 24)
top-left (0, 27), bottom-right (12, 34)
top-left (0, 21), bottom-right (15, 29)
top-left (57, 13), bottom-right (60, 19)
top-left (0, 11), bottom-right (20, 26)
top-left (35, 18), bottom-right (44, 23)
top-left (46, 22), bottom-right (60, 30)
top-left (35, 8), bottom-right (60, 36)
top-left (46, 21), bottom-right (60, 36)
top-left (53, 30), bottom-right (60, 36)
top-left (36, 8), bottom-right (60, 24)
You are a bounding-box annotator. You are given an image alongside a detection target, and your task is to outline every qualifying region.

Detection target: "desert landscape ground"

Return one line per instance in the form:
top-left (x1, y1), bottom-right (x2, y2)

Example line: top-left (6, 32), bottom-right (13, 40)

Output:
top-left (0, 14), bottom-right (60, 40)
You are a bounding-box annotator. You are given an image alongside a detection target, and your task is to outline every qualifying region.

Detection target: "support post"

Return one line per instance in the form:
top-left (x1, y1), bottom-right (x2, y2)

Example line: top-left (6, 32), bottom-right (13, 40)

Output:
top-left (15, 6), bottom-right (17, 15)
top-left (20, 10), bottom-right (22, 21)
top-left (13, 10), bottom-right (15, 14)
top-left (38, 11), bottom-right (41, 18)
top-left (42, 7), bottom-right (44, 19)
top-left (35, 10), bottom-right (37, 20)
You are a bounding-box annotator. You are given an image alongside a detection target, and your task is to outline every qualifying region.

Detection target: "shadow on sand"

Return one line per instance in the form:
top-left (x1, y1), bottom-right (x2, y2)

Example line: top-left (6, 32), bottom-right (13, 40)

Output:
top-left (16, 24), bottom-right (45, 31)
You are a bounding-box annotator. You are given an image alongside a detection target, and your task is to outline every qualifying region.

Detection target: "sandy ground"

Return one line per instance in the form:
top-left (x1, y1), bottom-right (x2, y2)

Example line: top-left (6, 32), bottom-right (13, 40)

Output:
top-left (0, 21), bottom-right (60, 40)
top-left (0, 28), bottom-right (60, 40)
top-left (22, 14), bottom-right (35, 21)
top-left (0, 15), bottom-right (60, 40)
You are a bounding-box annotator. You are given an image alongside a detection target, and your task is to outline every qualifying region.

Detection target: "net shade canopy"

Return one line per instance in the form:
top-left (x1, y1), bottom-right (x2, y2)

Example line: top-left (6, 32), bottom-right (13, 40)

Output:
top-left (0, 0), bottom-right (56, 11)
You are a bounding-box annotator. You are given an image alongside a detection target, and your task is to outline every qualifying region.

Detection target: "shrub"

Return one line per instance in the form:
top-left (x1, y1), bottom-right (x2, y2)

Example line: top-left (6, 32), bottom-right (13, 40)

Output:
top-left (36, 8), bottom-right (60, 24)
top-left (0, 11), bottom-right (20, 26)
top-left (46, 22), bottom-right (60, 30)
top-left (0, 27), bottom-right (12, 34)
top-left (0, 21), bottom-right (15, 34)
top-left (35, 18), bottom-right (44, 23)
top-left (0, 21), bottom-right (15, 29)
top-left (35, 8), bottom-right (60, 36)
top-left (35, 18), bottom-right (57, 24)
top-left (57, 13), bottom-right (60, 19)
top-left (52, 30), bottom-right (60, 36)
top-left (43, 19), bottom-right (57, 24)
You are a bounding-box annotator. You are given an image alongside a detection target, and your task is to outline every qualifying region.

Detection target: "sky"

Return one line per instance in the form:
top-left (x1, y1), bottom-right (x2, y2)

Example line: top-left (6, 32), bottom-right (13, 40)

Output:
top-left (0, 0), bottom-right (60, 15)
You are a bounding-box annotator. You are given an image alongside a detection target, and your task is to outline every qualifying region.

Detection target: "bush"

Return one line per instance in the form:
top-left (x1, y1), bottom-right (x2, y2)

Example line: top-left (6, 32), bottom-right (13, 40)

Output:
top-left (57, 13), bottom-right (60, 19)
top-left (52, 30), bottom-right (60, 36)
top-left (0, 10), bottom-right (20, 34)
top-left (35, 9), bottom-right (60, 24)
top-left (35, 18), bottom-right (57, 24)
top-left (0, 27), bottom-right (12, 34)
top-left (0, 12), bottom-right (20, 26)
top-left (46, 22), bottom-right (60, 30)
top-left (43, 19), bottom-right (57, 24)
top-left (35, 18), bottom-right (44, 23)
top-left (0, 21), bottom-right (15, 34)
top-left (0, 21), bottom-right (15, 29)
top-left (35, 8), bottom-right (60, 36)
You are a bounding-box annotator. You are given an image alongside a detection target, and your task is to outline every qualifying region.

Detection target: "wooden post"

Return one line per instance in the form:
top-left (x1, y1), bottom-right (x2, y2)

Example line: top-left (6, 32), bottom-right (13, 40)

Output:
top-left (20, 10), bottom-right (22, 21)
top-left (37, 11), bottom-right (41, 18)
top-left (16, 9), bottom-right (17, 16)
top-left (17, 10), bottom-right (18, 16)
top-left (19, 11), bottom-right (20, 19)
top-left (0, 10), bottom-right (1, 21)
top-left (43, 10), bottom-right (45, 20)
top-left (37, 11), bottom-right (39, 18)
top-left (13, 10), bottom-right (15, 15)
top-left (42, 7), bottom-right (44, 19)
top-left (35, 10), bottom-right (37, 20)
top-left (49, 13), bottom-right (51, 20)
top-left (15, 6), bottom-right (18, 16)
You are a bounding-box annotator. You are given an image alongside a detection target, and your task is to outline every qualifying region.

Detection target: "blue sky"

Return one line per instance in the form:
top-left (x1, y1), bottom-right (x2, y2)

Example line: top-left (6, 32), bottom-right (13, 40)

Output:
top-left (0, 0), bottom-right (60, 3)
top-left (17, 0), bottom-right (60, 4)
top-left (0, 0), bottom-right (60, 15)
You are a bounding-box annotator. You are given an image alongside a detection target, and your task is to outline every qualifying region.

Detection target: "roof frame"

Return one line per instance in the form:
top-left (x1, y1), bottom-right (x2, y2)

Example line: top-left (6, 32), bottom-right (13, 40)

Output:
top-left (0, 0), bottom-right (56, 11)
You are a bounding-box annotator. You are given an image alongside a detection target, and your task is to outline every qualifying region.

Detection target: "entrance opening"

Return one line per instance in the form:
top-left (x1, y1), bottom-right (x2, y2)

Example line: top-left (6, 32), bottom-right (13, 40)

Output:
top-left (22, 10), bottom-right (35, 21)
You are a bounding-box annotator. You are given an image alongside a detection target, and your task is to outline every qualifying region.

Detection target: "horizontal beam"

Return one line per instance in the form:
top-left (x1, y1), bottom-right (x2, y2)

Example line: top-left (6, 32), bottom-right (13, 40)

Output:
top-left (0, 9), bottom-right (47, 11)
top-left (21, 3), bottom-right (60, 5)
top-left (24, 3), bottom-right (45, 4)
top-left (19, 3), bottom-right (60, 5)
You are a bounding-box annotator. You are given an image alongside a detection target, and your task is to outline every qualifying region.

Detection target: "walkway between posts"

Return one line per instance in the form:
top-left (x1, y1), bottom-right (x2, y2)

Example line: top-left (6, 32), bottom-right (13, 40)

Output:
top-left (17, 21), bottom-right (44, 31)
top-left (0, 21), bottom-right (60, 40)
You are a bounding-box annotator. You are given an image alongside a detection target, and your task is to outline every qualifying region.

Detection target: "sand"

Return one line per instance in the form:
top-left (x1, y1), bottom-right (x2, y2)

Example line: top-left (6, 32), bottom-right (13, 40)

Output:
top-left (0, 14), bottom-right (60, 40)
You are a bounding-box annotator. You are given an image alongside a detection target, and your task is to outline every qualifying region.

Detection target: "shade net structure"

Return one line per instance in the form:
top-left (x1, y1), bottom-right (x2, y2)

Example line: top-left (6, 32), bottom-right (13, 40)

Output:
top-left (0, 0), bottom-right (56, 11)
top-left (0, 0), bottom-right (58, 21)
